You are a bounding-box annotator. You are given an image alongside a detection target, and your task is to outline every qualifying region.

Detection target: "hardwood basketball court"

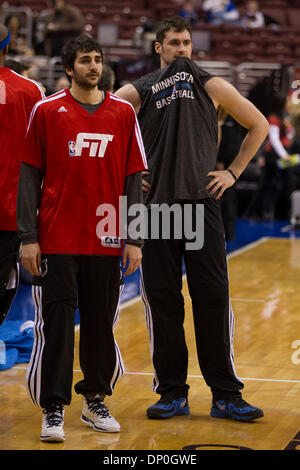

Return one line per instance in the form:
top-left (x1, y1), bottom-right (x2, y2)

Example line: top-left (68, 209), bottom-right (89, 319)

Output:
top-left (0, 237), bottom-right (300, 451)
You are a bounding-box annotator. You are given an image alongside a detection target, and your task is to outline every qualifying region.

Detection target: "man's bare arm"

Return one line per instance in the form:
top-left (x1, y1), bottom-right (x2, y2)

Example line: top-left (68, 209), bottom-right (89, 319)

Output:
top-left (204, 77), bottom-right (269, 198)
top-left (115, 83), bottom-right (142, 114)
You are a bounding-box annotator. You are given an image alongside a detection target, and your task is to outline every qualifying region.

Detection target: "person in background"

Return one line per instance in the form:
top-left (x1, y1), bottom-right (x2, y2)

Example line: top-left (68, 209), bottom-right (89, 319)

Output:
top-left (178, 1), bottom-right (199, 26)
top-left (241, 0), bottom-right (265, 29)
top-left (217, 109), bottom-right (245, 241)
top-left (0, 24), bottom-right (45, 327)
top-left (4, 14), bottom-right (34, 57)
top-left (249, 93), bottom-right (294, 220)
top-left (41, 0), bottom-right (84, 56)
top-left (54, 75), bottom-right (70, 91)
top-left (202, 0), bottom-right (240, 25)
top-left (98, 64), bottom-right (116, 93)
top-left (4, 58), bottom-right (30, 76)
top-left (288, 112), bottom-right (300, 194)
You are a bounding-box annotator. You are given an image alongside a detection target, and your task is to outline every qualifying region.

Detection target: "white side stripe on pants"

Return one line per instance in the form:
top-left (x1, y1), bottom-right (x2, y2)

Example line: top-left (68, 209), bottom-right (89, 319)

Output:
top-left (110, 281), bottom-right (125, 393)
top-left (228, 299), bottom-right (242, 383)
top-left (139, 266), bottom-right (159, 392)
top-left (26, 285), bottom-right (45, 407)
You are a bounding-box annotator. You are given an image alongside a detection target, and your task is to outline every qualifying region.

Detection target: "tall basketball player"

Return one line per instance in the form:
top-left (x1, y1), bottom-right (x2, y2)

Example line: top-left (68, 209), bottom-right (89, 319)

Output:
top-left (116, 16), bottom-right (269, 423)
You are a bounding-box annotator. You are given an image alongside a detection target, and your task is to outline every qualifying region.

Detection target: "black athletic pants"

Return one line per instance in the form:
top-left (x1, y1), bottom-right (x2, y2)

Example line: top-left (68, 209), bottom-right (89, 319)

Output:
top-left (0, 231), bottom-right (19, 326)
top-left (140, 198), bottom-right (244, 401)
top-left (27, 254), bottom-right (124, 409)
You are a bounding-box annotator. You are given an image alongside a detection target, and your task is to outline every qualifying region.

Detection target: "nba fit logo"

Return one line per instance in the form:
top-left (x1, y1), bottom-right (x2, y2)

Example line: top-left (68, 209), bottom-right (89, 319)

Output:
top-left (96, 198), bottom-right (205, 251)
top-left (68, 133), bottom-right (114, 157)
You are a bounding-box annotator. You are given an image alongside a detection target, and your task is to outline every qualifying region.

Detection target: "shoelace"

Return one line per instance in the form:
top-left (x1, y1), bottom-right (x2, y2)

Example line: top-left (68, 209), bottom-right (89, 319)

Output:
top-left (224, 397), bottom-right (250, 408)
top-left (43, 404), bottom-right (64, 427)
top-left (86, 397), bottom-right (110, 418)
top-left (158, 394), bottom-right (186, 404)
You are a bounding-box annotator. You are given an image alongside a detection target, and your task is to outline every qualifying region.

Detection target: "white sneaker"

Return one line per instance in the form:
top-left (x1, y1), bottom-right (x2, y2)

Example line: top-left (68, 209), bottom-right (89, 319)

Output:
top-left (40, 404), bottom-right (65, 442)
top-left (81, 393), bottom-right (120, 433)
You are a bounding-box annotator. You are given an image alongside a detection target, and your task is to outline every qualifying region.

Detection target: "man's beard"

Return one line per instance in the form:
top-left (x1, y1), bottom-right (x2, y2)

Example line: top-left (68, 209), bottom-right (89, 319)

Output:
top-left (73, 70), bottom-right (100, 90)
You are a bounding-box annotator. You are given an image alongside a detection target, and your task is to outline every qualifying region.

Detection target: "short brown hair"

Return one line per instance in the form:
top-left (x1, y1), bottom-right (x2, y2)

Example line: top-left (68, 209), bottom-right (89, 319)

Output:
top-left (156, 16), bottom-right (192, 44)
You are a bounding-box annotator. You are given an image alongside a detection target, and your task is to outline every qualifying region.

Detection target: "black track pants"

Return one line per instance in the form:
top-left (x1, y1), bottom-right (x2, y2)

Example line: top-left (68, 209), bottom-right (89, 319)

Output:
top-left (140, 198), bottom-right (244, 400)
top-left (26, 254), bottom-right (124, 408)
top-left (0, 231), bottom-right (19, 326)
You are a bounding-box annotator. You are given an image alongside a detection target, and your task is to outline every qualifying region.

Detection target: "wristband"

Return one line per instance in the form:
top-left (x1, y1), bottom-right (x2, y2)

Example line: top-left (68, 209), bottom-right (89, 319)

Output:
top-left (227, 168), bottom-right (237, 181)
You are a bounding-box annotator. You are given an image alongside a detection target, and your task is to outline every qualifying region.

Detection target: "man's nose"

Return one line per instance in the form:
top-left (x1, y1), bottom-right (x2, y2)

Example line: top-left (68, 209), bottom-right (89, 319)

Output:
top-left (90, 60), bottom-right (99, 69)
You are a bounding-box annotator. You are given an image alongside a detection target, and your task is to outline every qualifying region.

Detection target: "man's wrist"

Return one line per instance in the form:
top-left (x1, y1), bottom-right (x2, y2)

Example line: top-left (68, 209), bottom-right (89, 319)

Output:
top-left (227, 168), bottom-right (237, 181)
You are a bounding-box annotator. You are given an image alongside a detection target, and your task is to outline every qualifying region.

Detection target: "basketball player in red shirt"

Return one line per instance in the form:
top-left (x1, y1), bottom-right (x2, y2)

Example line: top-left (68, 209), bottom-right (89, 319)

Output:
top-left (17, 35), bottom-right (147, 442)
top-left (0, 24), bottom-right (45, 327)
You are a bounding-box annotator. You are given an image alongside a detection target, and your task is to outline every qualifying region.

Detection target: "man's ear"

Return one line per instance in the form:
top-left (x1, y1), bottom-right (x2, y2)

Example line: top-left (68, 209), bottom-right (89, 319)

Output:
top-left (154, 41), bottom-right (162, 55)
top-left (65, 66), bottom-right (73, 80)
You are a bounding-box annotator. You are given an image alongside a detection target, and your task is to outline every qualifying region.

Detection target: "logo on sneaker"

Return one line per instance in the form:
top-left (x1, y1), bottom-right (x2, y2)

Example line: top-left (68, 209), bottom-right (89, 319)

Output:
top-left (58, 106), bottom-right (68, 112)
top-left (216, 402), bottom-right (226, 410)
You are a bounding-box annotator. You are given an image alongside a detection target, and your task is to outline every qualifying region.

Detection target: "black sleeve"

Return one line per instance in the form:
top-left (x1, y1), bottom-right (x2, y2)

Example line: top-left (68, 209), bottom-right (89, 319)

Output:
top-left (17, 162), bottom-right (43, 245)
top-left (132, 76), bottom-right (146, 102)
top-left (132, 69), bottom-right (161, 103)
top-left (123, 172), bottom-right (144, 248)
top-left (197, 67), bottom-right (215, 86)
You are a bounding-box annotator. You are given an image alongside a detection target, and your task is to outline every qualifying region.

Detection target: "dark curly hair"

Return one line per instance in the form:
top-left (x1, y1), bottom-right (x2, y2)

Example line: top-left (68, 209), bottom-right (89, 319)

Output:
top-left (61, 35), bottom-right (103, 82)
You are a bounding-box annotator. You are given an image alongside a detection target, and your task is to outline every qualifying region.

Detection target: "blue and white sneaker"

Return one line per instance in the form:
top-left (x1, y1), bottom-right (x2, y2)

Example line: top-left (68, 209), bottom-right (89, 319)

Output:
top-left (147, 395), bottom-right (190, 419)
top-left (210, 396), bottom-right (264, 422)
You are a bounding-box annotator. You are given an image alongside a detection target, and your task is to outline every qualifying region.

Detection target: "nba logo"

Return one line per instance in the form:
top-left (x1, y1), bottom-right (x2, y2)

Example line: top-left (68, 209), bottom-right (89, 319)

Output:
top-left (68, 141), bottom-right (76, 157)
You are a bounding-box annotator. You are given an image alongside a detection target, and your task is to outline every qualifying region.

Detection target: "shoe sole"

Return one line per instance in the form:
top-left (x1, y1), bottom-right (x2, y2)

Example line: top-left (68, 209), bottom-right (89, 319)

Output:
top-left (40, 434), bottom-right (65, 442)
top-left (81, 414), bottom-right (120, 433)
top-left (147, 405), bottom-right (190, 419)
top-left (210, 407), bottom-right (264, 422)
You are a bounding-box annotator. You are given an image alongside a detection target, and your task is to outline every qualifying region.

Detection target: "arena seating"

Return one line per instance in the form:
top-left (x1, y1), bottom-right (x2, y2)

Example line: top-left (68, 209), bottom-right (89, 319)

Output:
top-left (1, 0), bottom-right (300, 87)
top-left (2, 0), bottom-right (300, 55)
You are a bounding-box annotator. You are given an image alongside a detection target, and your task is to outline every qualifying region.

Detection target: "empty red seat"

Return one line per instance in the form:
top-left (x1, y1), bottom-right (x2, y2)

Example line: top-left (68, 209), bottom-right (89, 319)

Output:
top-left (293, 45), bottom-right (300, 58)
top-left (265, 44), bottom-right (292, 59)
top-left (236, 43), bottom-right (264, 55)
top-left (287, 8), bottom-right (300, 27)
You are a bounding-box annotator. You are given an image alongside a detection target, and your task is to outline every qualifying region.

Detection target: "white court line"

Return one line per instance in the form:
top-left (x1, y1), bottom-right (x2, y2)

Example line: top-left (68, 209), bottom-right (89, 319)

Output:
top-left (120, 295), bottom-right (267, 310)
top-left (124, 372), bottom-right (300, 384)
top-left (227, 237), bottom-right (269, 259)
top-left (12, 366), bottom-right (300, 384)
top-left (184, 296), bottom-right (265, 303)
top-left (120, 296), bottom-right (142, 310)
top-left (280, 225), bottom-right (300, 233)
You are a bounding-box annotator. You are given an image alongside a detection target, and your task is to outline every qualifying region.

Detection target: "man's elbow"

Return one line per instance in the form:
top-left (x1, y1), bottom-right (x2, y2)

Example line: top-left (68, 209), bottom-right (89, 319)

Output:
top-left (258, 115), bottom-right (269, 139)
